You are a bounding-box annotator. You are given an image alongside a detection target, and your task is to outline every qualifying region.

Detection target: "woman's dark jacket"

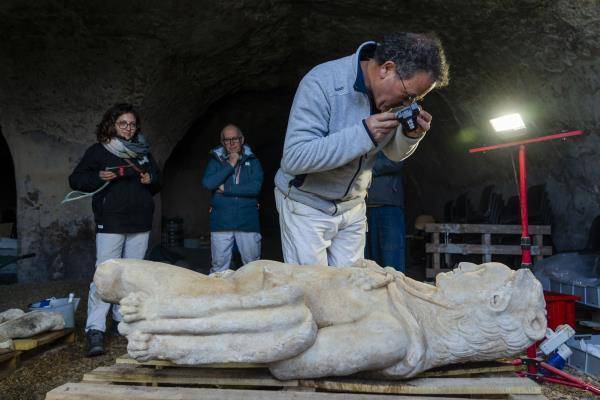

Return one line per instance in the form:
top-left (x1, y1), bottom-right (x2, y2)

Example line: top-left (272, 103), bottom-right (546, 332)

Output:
top-left (202, 145), bottom-right (263, 232)
top-left (69, 143), bottom-right (161, 234)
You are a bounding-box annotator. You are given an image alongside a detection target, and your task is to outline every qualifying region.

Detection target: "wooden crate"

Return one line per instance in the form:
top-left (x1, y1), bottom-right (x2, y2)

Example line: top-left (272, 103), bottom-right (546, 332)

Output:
top-left (46, 357), bottom-right (546, 400)
top-left (425, 223), bottom-right (552, 278)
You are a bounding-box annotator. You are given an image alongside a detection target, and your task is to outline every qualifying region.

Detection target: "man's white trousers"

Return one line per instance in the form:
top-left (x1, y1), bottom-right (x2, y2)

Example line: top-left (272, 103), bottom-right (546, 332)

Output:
top-left (275, 188), bottom-right (366, 267)
top-left (210, 231), bottom-right (262, 273)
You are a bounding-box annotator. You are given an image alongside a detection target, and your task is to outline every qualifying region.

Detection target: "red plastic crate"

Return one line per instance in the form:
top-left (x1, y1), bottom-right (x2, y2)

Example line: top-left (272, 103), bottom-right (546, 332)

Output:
top-left (544, 291), bottom-right (580, 330)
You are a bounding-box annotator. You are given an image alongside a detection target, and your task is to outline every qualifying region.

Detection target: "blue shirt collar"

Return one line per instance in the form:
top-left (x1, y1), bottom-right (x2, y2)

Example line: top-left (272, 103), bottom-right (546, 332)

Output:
top-left (354, 42), bottom-right (377, 94)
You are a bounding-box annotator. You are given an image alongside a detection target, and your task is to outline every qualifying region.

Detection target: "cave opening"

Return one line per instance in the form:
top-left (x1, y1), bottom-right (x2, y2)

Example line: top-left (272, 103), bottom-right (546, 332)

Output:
top-left (0, 126), bottom-right (17, 283)
top-left (161, 87), bottom-right (296, 265)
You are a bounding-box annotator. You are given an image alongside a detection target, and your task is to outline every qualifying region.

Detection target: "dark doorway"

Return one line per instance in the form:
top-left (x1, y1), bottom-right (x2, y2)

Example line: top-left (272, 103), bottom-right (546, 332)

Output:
top-left (161, 88), bottom-right (295, 267)
top-left (0, 127), bottom-right (18, 284)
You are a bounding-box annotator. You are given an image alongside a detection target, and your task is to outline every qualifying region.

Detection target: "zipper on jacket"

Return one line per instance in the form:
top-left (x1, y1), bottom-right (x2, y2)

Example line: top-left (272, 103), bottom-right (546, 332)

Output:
top-left (342, 155), bottom-right (364, 198)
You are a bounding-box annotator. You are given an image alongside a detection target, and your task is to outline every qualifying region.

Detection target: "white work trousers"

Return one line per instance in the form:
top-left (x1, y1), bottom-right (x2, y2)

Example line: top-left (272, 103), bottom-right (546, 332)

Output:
top-left (85, 231), bottom-right (150, 333)
top-left (274, 188), bottom-right (366, 267)
top-left (210, 231), bottom-right (261, 274)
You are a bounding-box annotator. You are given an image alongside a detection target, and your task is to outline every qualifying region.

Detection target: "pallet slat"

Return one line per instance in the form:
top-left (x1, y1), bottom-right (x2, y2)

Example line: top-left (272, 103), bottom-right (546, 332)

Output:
top-left (425, 224), bottom-right (550, 235)
top-left (46, 382), bottom-right (490, 400)
top-left (425, 243), bottom-right (552, 256)
top-left (302, 377), bottom-right (541, 395)
top-left (83, 364), bottom-right (299, 387)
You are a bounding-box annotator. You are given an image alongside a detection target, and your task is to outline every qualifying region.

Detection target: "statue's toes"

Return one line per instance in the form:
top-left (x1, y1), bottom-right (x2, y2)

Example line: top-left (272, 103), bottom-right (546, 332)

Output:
top-left (120, 307), bottom-right (142, 323)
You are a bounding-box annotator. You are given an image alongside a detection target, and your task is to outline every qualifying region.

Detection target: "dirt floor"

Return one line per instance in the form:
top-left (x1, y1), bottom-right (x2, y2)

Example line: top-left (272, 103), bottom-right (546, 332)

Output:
top-left (1, 280), bottom-right (599, 400)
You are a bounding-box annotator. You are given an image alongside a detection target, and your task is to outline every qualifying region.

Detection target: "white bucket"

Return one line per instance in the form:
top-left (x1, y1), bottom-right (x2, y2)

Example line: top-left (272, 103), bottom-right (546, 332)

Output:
top-left (28, 297), bottom-right (80, 328)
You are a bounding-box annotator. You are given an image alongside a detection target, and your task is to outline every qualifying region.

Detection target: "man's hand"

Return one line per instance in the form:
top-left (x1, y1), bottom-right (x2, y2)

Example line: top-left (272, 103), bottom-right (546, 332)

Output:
top-left (228, 152), bottom-right (240, 166)
top-left (99, 171), bottom-right (117, 181)
top-left (140, 172), bottom-right (151, 184)
top-left (408, 107), bottom-right (432, 139)
top-left (364, 112), bottom-right (400, 143)
top-left (217, 184), bottom-right (225, 193)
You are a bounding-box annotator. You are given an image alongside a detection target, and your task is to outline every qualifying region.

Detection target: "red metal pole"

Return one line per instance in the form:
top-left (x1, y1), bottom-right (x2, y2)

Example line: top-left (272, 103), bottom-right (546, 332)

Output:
top-left (518, 144), bottom-right (532, 268)
top-left (518, 144), bottom-right (536, 371)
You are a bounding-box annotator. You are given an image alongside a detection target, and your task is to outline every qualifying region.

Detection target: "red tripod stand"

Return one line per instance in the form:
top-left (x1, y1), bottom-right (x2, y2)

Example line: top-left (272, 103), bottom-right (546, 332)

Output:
top-left (470, 130), bottom-right (596, 394)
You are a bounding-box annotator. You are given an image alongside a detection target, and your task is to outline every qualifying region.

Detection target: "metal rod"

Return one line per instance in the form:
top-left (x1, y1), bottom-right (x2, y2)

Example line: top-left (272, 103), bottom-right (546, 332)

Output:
top-left (469, 130), bottom-right (584, 153)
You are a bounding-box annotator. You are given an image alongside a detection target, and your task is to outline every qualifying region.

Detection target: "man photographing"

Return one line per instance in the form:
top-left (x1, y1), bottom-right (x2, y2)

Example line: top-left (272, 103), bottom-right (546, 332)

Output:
top-left (275, 33), bottom-right (449, 266)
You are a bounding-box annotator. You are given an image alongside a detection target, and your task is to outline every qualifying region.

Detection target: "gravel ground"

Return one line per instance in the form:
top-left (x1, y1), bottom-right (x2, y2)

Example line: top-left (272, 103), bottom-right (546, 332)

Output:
top-left (1, 280), bottom-right (599, 399)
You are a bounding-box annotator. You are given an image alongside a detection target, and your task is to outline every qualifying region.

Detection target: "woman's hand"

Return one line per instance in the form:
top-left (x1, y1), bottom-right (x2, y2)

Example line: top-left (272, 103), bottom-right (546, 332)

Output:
top-left (140, 172), bottom-right (151, 184)
top-left (99, 171), bottom-right (117, 181)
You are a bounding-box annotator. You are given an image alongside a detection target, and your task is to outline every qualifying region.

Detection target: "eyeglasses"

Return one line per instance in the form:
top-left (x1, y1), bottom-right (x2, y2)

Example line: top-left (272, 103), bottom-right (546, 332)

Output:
top-left (399, 77), bottom-right (417, 106)
top-left (116, 121), bottom-right (137, 130)
top-left (222, 137), bottom-right (242, 144)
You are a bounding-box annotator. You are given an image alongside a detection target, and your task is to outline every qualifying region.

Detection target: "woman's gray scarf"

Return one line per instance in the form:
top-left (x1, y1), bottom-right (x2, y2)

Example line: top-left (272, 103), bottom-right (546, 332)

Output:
top-left (62, 134), bottom-right (150, 204)
top-left (102, 133), bottom-right (150, 159)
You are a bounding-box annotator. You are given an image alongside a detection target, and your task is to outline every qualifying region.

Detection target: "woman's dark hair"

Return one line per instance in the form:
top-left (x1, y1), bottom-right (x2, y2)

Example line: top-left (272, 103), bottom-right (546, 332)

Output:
top-left (374, 32), bottom-right (450, 88)
top-left (96, 103), bottom-right (141, 143)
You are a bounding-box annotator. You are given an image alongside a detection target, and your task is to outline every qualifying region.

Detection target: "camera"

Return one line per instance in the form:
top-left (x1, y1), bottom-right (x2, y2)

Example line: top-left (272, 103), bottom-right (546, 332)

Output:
top-left (392, 103), bottom-right (420, 133)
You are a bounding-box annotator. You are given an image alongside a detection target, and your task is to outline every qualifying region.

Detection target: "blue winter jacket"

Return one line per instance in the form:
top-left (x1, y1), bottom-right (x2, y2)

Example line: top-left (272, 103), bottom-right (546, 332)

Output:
top-left (202, 145), bottom-right (263, 232)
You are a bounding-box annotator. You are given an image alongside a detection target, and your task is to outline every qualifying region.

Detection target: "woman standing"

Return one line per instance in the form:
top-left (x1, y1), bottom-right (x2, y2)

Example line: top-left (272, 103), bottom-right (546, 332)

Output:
top-left (69, 103), bottom-right (160, 356)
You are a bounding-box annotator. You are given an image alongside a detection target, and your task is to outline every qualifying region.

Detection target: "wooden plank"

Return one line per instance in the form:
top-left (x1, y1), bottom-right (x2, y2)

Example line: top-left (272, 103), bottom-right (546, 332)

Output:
top-left (304, 377), bottom-right (541, 395)
top-left (417, 362), bottom-right (520, 378)
top-left (533, 235), bottom-right (544, 262)
top-left (425, 224), bottom-right (550, 235)
top-left (482, 233), bottom-right (492, 263)
top-left (115, 354), bottom-right (263, 369)
top-left (13, 329), bottom-right (75, 351)
top-left (426, 243), bottom-right (552, 256)
top-left (432, 232), bottom-right (440, 276)
top-left (83, 364), bottom-right (299, 388)
top-left (0, 351), bottom-right (20, 380)
top-left (46, 382), bottom-right (476, 400)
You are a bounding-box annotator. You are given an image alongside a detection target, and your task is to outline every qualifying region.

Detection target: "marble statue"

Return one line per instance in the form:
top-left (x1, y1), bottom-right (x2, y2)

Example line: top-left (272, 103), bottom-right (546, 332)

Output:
top-left (95, 258), bottom-right (547, 379)
top-left (0, 309), bottom-right (65, 351)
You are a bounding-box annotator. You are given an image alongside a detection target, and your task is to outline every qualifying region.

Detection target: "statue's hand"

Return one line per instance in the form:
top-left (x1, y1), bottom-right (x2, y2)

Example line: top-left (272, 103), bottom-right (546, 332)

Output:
top-left (120, 292), bottom-right (150, 323)
top-left (349, 268), bottom-right (395, 291)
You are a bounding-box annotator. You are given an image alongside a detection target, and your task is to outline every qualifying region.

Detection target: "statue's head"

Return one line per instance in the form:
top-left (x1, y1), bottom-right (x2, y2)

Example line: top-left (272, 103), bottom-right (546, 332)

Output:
top-left (425, 262), bottom-right (546, 362)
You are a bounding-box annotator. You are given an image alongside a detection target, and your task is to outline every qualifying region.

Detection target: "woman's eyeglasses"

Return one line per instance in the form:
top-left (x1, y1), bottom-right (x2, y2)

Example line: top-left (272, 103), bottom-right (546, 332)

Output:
top-left (116, 121), bottom-right (137, 130)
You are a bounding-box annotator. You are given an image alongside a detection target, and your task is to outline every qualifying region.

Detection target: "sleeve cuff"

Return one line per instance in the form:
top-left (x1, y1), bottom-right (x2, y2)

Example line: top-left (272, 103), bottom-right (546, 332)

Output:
top-left (362, 119), bottom-right (378, 146)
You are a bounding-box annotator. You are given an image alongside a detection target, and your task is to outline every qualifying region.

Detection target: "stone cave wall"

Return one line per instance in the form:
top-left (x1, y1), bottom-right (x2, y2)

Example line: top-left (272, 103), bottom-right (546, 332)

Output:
top-left (0, 0), bottom-right (597, 281)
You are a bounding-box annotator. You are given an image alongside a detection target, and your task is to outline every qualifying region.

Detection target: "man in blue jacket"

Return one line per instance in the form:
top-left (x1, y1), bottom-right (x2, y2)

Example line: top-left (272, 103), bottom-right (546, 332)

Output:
top-left (274, 33), bottom-right (449, 267)
top-left (202, 124), bottom-right (263, 273)
top-left (365, 153), bottom-right (406, 272)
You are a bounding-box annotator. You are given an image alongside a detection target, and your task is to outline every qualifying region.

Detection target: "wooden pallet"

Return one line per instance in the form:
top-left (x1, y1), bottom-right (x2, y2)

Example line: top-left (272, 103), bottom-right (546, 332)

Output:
top-left (46, 357), bottom-right (547, 400)
top-left (425, 223), bottom-right (552, 278)
top-left (13, 328), bottom-right (75, 351)
top-left (0, 350), bottom-right (21, 379)
top-left (0, 329), bottom-right (75, 380)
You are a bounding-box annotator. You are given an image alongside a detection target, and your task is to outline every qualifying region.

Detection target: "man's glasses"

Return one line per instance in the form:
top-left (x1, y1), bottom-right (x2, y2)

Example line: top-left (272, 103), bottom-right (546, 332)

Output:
top-left (399, 77), bottom-right (417, 106)
top-left (222, 137), bottom-right (241, 144)
top-left (116, 121), bottom-right (137, 130)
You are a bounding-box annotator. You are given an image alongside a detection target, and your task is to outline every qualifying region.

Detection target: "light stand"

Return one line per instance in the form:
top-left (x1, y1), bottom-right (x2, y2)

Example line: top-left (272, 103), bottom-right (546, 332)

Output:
top-left (469, 112), bottom-right (583, 377)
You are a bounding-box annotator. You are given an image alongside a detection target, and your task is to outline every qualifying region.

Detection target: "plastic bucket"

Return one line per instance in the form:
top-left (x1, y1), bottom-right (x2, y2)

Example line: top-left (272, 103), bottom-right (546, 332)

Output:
top-left (28, 297), bottom-right (80, 328)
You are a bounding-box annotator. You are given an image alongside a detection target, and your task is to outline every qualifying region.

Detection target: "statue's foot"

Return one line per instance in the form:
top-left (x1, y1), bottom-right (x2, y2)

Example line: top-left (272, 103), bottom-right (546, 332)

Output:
top-left (127, 330), bottom-right (153, 361)
top-left (120, 292), bottom-right (151, 323)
